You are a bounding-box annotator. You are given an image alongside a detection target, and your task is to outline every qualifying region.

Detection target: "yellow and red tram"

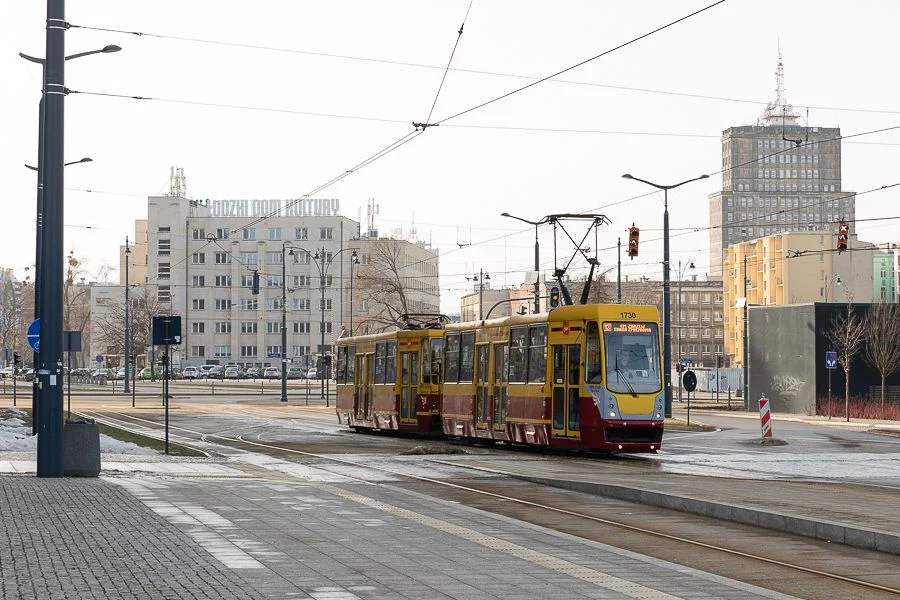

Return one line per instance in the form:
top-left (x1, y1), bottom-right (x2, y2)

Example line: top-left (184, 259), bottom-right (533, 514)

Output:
top-left (335, 303), bottom-right (664, 452)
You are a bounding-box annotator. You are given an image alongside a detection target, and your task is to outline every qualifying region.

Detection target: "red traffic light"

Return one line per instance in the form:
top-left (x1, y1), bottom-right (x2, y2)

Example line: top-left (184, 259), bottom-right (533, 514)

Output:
top-left (627, 225), bottom-right (639, 259)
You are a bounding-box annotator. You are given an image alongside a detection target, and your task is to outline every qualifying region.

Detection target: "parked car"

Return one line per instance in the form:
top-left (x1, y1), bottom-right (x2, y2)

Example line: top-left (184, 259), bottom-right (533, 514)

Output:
top-left (23, 368), bottom-right (35, 382)
top-left (0, 367), bottom-right (14, 379)
top-left (90, 368), bottom-right (110, 382)
top-left (198, 364), bottom-right (216, 378)
top-left (245, 367), bottom-right (261, 379)
top-left (286, 366), bottom-right (305, 379)
top-left (207, 365), bottom-right (224, 379)
top-left (182, 366), bottom-right (200, 379)
top-left (306, 368), bottom-right (318, 380)
top-left (138, 367), bottom-right (153, 380)
top-left (263, 366), bottom-right (281, 379)
top-left (224, 366), bottom-right (243, 379)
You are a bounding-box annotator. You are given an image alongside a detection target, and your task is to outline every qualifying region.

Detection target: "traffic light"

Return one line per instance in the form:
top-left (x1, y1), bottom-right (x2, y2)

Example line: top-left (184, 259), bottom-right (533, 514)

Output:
top-left (549, 286), bottom-right (561, 308)
top-left (837, 220), bottom-right (849, 254)
top-left (627, 224), bottom-right (639, 259)
top-left (251, 270), bottom-right (260, 295)
top-left (716, 355), bottom-right (724, 368)
top-left (13, 352), bottom-right (21, 371)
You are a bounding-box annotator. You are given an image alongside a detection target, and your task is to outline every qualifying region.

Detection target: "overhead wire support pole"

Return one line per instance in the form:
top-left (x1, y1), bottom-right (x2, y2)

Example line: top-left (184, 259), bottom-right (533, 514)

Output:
top-left (281, 242), bottom-right (288, 402)
top-left (124, 237), bottom-right (131, 394)
top-left (36, 1), bottom-right (67, 478)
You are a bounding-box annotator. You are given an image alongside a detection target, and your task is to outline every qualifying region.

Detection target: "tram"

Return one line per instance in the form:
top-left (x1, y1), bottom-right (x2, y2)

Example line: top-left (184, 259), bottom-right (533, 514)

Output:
top-left (335, 303), bottom-right (664, 452)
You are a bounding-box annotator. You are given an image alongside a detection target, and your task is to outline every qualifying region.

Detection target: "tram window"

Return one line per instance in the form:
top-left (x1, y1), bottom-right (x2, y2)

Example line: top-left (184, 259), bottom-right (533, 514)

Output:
top-left (586, 322), bottom-right (601, 383)
top-left (385, 341), bottom-right (397, 384)
top-left (336, 347), bottom-right (346, 383)
top-left (509, 327), bottom-right (527, 383)
top-left (346, 346), bottom-right (355, 383)
top-left (459, 332), bottom-right (476, 382)
top-left (375, 341), bottom-right (386, 384)
top-left (421, 345), bottom-right (432, 384)
top-left (431, 338), bottom-right (443, 384)
top-left (527, 325), bottom-right (547, 383)
top-left (445, 334), bottom-right (460, 382)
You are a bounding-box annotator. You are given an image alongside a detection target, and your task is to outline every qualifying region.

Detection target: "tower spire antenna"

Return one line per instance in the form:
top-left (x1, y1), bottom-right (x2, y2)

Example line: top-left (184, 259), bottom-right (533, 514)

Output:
top-left (759, 42), bottom-right (799, 126)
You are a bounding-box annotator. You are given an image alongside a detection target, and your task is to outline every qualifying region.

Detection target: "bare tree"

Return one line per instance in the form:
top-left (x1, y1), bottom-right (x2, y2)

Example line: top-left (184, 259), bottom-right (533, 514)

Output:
top-left (93, 285), bottom-right (167, 362)
top-left (0, 275), bottom-right (22, 360)
top-left (824, 303), bottom-right (867, 421)
top-left (63, 252), bottom-right (94, 368)
top-left (863, 302), bottom-right (900, 416)
top-left (355, 239), bottom-right (413, 333)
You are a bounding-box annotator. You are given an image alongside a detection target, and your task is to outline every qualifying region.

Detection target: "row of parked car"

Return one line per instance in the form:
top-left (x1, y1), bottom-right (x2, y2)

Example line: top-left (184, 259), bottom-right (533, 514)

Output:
top-left (180, 364), bottom-right (318, 380)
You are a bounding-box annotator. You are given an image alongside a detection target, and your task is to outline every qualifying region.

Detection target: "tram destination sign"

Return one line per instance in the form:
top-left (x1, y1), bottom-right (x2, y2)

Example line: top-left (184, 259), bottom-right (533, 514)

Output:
top-left (604, 322), bottom-right (654, 334)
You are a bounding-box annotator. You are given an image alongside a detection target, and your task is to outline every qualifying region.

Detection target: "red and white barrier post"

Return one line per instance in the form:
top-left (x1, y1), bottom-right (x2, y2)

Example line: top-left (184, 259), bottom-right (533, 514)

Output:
top-left (759, 395), bottom-right (773, 439)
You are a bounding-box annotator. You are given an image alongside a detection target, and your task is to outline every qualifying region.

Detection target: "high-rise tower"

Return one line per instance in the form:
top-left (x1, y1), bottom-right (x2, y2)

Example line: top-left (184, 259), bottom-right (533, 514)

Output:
top-left (708, 50), bottom-right (855, 276)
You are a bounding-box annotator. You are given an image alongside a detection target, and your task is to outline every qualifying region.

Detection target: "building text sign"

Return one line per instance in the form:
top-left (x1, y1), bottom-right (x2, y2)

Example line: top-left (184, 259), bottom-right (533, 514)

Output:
top-left (209, 198), bottom-right (341, 218)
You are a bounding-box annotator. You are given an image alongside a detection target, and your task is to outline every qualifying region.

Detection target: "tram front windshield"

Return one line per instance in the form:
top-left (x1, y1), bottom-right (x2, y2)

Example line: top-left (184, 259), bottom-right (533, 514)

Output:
top-left (602, 322), bottom-right (661, 394)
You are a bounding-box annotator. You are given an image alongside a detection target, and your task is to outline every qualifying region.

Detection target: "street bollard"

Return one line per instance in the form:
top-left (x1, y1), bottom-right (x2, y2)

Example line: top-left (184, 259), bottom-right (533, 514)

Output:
top-left (759, 395), bottom-right (773, 439)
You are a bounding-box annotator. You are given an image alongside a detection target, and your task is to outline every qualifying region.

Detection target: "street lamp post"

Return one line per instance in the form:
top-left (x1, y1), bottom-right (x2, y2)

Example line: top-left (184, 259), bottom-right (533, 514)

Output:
top-left (21, 36), bottom-right (121, 477)
top-left (284, 246), bottom-right (357, 405)
top-left (825, 274), bottom-right (842, 302)
top-left (124, 237), bottom-right (131, 394)
top-left (280, 242), bottom-right (289, 402)
top-left (675, 259), bottom-right (695, 404)
top-left (467, 269), bottom-right (491, 320)
top-left (621, 173), bottom-right (708, 418)
top-left (348, 252), bottom-right (360, 336)
top-left (500, 213), bottom-right (548, 314)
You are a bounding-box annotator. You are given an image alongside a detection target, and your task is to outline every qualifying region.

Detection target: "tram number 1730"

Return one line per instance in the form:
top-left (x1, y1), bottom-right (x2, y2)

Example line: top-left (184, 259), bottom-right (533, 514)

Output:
top-left (620, 311), bottom-right (637, 319)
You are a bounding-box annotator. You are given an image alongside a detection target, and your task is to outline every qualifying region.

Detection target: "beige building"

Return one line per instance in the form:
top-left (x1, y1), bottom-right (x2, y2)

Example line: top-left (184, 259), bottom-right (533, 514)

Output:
top-left (723, 232), bottom-right (875, 367)
top-left (119, 219), bottom-right (148, 286)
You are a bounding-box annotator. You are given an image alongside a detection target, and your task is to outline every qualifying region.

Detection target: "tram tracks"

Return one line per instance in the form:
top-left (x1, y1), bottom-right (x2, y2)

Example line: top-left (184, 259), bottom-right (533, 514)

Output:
top-left (81, 407), bottom-right (900, 599)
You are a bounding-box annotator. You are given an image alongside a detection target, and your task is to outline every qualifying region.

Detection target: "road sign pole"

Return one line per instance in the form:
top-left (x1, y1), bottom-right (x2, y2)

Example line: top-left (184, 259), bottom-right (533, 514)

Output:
top-left (828, 367), bottom-right (832, 420)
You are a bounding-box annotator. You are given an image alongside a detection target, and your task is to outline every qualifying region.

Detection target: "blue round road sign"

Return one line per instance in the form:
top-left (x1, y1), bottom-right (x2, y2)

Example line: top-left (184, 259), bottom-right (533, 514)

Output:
top-left (26, 319), bottom-right (40, 352)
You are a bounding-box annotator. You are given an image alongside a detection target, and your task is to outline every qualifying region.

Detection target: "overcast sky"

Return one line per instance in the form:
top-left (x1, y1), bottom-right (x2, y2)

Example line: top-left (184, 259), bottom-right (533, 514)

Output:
top-left (3, 1), bottom-right (899, 313)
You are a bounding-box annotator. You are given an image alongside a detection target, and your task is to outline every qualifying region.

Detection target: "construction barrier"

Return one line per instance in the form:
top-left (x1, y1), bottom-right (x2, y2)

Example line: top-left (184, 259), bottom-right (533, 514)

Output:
top-left (759, 395), bottom-right (773, 439)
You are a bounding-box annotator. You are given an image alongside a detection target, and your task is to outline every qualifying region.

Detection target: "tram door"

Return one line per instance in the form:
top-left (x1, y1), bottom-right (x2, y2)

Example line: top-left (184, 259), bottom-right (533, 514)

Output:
top-left (399, 351), bottom-right (418, 424)
top-left (492, 343), bottom-right (508, 433)
top-left (475, 344), bottom-right (490, 429)
top-left (355, 353), bottom-right (369, 421)
top-left (551, 344), bottom-right (581, 437)
top-left (366, 353), bottom-right (376, 420)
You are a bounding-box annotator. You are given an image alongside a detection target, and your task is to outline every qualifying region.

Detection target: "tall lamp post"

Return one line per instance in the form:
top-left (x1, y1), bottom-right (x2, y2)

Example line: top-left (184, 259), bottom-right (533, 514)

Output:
top-left (284, 246), bottom-right (357, 404)
top-left (675, 259), bottom-right (695, 404)
top-left (124, 237), bottom-right (132, 394)
top-left (825, 274), bottom-right (842, 302)
top-left (467, 269), bottom-right (491, 320)
top-left (622, 173), bottom-right (708, 418)
top-left (500, 213), bottom-right (549, 314)
top-left (21, 36), bottom-right (121, 477)
top-left (348, 251), bottom-right (360, 336)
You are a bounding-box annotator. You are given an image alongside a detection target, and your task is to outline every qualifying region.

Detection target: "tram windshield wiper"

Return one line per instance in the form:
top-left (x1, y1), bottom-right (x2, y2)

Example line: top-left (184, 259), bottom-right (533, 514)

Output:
top-left (614, 356), bottom-right (638, 397)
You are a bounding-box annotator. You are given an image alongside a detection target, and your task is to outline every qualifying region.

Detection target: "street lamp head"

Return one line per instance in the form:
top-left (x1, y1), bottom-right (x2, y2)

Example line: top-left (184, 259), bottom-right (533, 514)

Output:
top-left (621, 174), bottom-right (634, 180)
top-left (74, 157), bottom-right (92, 164)
top-left (688, 261), bottom-right (696, 270)
top-left (699, 174), bottom-right (710, 180)
top-left (500, 212), bottom-right (510, 217)
top-left (101, 45), bottom-right (122, 53)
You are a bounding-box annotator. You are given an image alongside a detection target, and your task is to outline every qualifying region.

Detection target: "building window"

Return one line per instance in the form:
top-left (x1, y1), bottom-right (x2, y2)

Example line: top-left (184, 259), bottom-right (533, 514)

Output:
top-left (241, 274), bottom-right (254, 288)
top-left (215, 322), bottom-right (231, 334)
top-left (266, 298), bottom-right (283, 310)
top-left (266, 345), bottom-right (282, 356)
top-left (240, 299), bottom-right (258, 311)
top-left (192, 275), bottom-right (205, 287)
top-left (158, 239), bottom-right (171, 256)
top-left (240, 346), bottom-right (258, 358)
top-left (294, 298), bottom-right (311, 310)
top-left (320, 227), bottom-right (333, 240)
top-left (293, 251), bottom-right (311, 265)
top-left (157, 286), bottom-right (171, 302)
top-left (268, 228), bottom-right (282, 241)
top-left (214, 275), bottom-right (231, 287)
top-left (215, 299), bottom-right (230, 310)
top-left (295, 227), bottom-right (308, 240)
top-left (266, 251), bottom-right (283, 265)
top-left (191, 346), bottom-right (205, 357)
top-left (158, 226), bottom-right (171, 233)
top-left (319, 298), bottom-right (333, 311)
top-left (214, 345), bottom-right (231, 358)
top-left (292, 275), bottom-right (310, 287)
top-left (191, 229), bottom-right (205, 241)
top-left (241, 322), bottom-right (258, 334)
top-left (266, 321), bottom-right (280, 334)
top-left (192, 322), bottom-right (205, 334)
top-left (267, 275), bottom-right (283, 288)
top-left (192, 298), bottom-right (205, 310)
top-left (215, 228), bottom-right (230, 240)
top-left (242, 228), bottom-right (256, 241)
top-left (240, 252), bottom-right (258, 265)
top-left (158, 263), bottom-right (171, 280)
top-left (215, 252), bottom-right (230, 264)
top-left (192, 252), bottom-right (206, 265)
top-left (319, 321), bottom-right (333, 334)
top-left (292, 322), bottom-right (310, 333)
top-left (291, 345), bottom-right (308, 357)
